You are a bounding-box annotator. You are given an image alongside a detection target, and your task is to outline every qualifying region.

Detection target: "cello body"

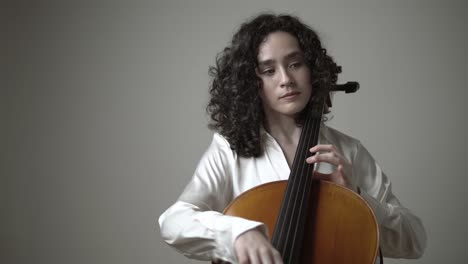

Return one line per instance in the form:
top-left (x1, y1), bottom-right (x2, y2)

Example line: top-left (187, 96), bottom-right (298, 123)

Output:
top-left (224, 180), bottom-right (379, 264)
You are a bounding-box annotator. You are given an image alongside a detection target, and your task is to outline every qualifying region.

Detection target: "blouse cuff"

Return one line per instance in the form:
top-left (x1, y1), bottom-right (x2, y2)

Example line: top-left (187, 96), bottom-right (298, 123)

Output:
top-left (212, 216), bottom-right (266, 263)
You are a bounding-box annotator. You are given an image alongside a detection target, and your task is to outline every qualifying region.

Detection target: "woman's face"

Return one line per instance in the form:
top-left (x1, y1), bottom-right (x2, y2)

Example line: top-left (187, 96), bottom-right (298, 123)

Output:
top-left (256, 31), bottom-right (312, 120)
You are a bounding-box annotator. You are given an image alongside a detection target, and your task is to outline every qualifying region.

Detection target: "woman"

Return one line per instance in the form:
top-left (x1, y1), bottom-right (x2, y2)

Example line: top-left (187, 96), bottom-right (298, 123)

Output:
top-left (159, 13), bottom-right (426, 264)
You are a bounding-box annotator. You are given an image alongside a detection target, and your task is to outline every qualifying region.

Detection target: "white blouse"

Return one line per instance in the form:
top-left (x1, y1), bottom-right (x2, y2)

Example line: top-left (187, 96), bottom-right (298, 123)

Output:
top-left (159, 125), bottom-right (427, 263)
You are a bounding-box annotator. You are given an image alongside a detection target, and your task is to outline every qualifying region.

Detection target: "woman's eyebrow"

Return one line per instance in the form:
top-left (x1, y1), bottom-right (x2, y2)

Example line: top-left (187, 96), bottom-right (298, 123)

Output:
top-left (284, 51), bottom-right (303, 60)
top-left (257, 50), bottom-right (304, 67)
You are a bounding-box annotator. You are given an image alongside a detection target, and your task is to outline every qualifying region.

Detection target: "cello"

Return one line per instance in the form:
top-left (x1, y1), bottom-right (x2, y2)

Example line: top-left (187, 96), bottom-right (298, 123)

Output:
top-left (223, 82), bottom-right (380, 264)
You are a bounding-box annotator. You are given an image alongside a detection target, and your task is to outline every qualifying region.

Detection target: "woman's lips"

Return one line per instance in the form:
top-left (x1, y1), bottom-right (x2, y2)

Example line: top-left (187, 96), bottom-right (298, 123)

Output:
top-left (280, 91), bottom-right (300, 99)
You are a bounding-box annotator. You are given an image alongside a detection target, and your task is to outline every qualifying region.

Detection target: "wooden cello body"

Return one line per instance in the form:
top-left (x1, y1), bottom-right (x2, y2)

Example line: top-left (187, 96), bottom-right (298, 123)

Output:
top-left (224, 180), bottom-right (379, 263)
top-left (223, 83), bottom-right (379, 263)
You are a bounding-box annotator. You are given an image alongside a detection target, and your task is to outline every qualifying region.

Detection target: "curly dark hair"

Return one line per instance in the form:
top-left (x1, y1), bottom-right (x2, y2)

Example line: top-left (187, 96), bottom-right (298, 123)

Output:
top-left (207, 13), bottom-right (342, 157)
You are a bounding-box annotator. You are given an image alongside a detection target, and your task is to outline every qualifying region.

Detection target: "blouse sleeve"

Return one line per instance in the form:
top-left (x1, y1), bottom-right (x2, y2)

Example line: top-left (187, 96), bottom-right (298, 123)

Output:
top-left (158, 135), bottom-right (266, 263)
top-left (353, 142), bottom-right (427, 258)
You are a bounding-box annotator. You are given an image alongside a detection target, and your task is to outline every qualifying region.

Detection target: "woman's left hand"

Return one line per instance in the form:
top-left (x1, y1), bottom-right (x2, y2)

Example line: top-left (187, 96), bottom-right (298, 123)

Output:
top-left (306, 144), bottom-right (355, 192)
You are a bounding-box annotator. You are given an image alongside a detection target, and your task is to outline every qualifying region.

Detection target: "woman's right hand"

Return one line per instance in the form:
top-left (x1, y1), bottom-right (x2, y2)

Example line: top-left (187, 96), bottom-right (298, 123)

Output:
top-left (234, 228), bottom-right (283, 264)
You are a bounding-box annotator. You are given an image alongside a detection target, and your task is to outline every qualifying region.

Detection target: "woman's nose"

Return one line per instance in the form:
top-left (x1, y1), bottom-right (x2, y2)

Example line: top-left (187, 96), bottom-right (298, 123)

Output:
top-left (279, 68), bottom-right (293, 87)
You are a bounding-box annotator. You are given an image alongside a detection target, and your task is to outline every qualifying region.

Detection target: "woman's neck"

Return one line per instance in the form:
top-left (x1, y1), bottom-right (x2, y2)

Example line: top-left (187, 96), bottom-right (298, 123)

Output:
top-left (263, 114), bottom-right (302, 168)
top-left (263, 114), bottom-right (302, 145)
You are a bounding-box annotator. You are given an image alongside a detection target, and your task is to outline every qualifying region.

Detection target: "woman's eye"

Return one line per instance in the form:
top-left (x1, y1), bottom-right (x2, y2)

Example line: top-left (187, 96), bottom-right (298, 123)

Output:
top-left (262, 69), bottom-right (275, 75)
top-left (290, 62), bottom-right (302, 68)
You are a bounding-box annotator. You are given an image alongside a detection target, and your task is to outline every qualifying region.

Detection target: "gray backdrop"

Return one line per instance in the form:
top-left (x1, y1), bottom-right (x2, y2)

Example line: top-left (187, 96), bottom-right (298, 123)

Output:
top-left (3, 1), bottom-right (467, 263)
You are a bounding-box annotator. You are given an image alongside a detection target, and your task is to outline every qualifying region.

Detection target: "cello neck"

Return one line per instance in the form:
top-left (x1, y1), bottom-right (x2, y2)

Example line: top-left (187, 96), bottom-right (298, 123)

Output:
top-left (271, 95), bottom-right (325, 263)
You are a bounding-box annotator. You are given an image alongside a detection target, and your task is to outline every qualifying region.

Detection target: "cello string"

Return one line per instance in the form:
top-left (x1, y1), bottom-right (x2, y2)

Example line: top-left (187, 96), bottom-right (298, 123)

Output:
top-left (276, 100), bottom-right (313, 259)
top-left (276, 106), bottom-right (311, 258)
top-left (273, 94), bottom-right (325, 263)
top-left (283, 97), bottom-right (322, 262)
top-left (286, 97), bottom-right (323, 262)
